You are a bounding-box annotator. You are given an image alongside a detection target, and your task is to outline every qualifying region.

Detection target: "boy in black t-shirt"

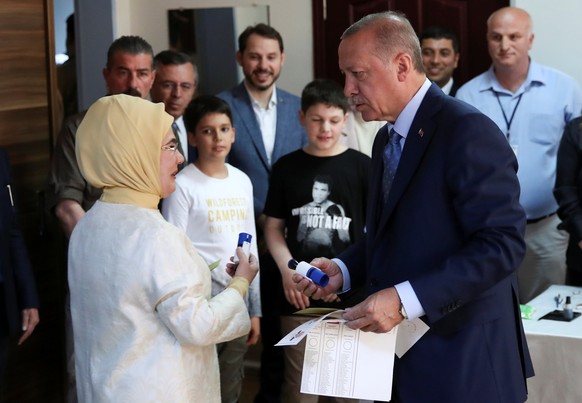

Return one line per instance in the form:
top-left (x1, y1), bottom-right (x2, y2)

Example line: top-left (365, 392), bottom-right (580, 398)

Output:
top-left (263, 79), bottom-right (371, 402)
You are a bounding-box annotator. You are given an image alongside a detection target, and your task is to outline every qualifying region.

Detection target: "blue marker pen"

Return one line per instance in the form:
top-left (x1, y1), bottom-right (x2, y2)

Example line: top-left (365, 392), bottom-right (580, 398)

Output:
top-left (288, 259), bottom-right (329, 287)
top-left (233, 232), bottom-right (252, 264)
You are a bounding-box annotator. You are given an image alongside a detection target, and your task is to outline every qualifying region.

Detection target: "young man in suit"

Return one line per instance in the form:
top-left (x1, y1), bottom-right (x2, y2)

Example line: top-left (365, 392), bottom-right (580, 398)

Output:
top-left (217, 23), bottom-right (307, 403)
top-left (295, 11), bottom-right (533, 402)
top-left (419, 25), bottom-right (461, 96)
top-left (0, 149), bottom-right (39, 388)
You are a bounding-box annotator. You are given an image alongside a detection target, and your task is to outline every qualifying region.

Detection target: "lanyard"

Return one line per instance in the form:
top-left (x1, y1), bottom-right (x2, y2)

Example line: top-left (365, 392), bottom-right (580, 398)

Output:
top-left (495, 92), bottom-right (523, 140)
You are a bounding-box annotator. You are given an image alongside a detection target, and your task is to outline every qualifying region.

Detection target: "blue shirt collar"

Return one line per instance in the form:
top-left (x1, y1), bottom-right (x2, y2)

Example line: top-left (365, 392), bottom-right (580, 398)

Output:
top-left (480, 59), bottom-right (545, 95)
top-left (392, 78), bottom-right (432, 139)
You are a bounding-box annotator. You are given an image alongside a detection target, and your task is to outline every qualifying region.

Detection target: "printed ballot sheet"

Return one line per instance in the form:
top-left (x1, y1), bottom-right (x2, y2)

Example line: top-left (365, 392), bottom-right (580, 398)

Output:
top-left (300, 320), bottom-right (396, 402)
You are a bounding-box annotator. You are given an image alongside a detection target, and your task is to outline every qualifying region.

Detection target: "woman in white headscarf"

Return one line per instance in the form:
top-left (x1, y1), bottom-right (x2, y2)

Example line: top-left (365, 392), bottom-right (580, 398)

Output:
top-left (68, 94), bottom-right (258, 403)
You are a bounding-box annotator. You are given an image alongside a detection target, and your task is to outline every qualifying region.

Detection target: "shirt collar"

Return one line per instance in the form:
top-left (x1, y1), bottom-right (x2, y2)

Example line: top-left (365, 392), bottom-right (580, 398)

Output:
top-left (440, 77), bottom-right (454, 95)
top-left (392, 78), bottom-right (432, 139)
top-left (244, 82), bottom-right (278, 110)
top-left (480, 59), bottom-right (545, 95)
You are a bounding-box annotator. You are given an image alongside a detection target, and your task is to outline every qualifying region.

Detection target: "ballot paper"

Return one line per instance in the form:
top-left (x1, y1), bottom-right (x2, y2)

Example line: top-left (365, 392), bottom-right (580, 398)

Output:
top-left (276, 309), bottom-right (430, 401)
top-left (300, 320), bottom-right (396, 401)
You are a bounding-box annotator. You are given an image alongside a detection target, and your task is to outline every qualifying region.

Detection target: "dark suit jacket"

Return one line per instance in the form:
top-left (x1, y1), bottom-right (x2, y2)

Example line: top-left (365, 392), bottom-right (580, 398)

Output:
top-left (340, 84), bottom-right (533, 402)
top-left (218, 82), bottom-right (307, 216)
top-left (449, 78), bottom-right (461, 97)
top-left (0, 150), bottom-right (39, 337)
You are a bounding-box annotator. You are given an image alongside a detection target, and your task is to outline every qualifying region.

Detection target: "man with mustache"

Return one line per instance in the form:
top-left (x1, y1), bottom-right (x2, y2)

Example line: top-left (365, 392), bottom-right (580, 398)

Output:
top-left (457, 7), bottom-right (582, 303)
top-left (50, 35), bottom-right (156, 238)
top-left (294, 11), bottom-right (533, 402)
top-left (48, 35), bottom-right (155, 403)
top-left (218, 23), bottom-right (307, 403)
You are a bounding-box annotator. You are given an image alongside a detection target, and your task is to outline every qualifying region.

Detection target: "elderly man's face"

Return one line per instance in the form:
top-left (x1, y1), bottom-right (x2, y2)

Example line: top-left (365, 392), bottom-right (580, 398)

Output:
top-left (151, 63), bottom-right (197, 119)
top-left (103, 52), bottom-right (155, 98)
top-left (339, 28), bottom-right (400, 123)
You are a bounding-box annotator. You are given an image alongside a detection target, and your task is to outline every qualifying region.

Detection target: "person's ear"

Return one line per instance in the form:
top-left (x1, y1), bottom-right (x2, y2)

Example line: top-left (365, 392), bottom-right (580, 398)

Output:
top-left (235, 51), bottom-right (243, 67)
top-left (299, 110), bottom-right (306, 127)
top-left (188, 131), bottom-right (196, 148)
top-left (394, 52), bottom-right (413, 82)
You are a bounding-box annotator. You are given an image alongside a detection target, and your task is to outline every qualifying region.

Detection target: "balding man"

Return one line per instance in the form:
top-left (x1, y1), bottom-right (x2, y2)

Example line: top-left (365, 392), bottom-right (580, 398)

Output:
top-left (457, 7), bottom-right (582, 303)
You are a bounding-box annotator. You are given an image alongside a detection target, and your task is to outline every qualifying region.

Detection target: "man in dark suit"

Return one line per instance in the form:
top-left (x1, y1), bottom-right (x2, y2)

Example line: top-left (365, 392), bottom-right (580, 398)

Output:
top-left (217, 23), bottom-right (307, 403)
top-left (151, 50), bottom-right (197, 168)
top-left (295, 12), bottom-right (533, 402)
top-left (419, 25), bottom-right (461, 96)
top-left (0, 149), bottom-right (39, 382)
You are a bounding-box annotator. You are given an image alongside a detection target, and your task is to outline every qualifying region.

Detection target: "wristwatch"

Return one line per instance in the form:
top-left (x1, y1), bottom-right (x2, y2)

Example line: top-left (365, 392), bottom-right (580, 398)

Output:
top-left (399, 301), bottom-right (408, 320)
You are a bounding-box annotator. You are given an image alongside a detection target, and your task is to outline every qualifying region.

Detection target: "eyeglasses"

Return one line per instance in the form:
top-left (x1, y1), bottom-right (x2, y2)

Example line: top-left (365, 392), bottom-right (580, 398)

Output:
top-left (157, 81), bottom-right (195, 92)
top-left (161, 144), bottom-right (178, 153)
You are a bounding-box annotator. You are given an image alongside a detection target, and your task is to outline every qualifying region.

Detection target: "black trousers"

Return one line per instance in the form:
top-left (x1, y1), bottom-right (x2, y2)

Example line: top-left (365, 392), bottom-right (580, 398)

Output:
top-left (254, 253), bottom-right (285, 403)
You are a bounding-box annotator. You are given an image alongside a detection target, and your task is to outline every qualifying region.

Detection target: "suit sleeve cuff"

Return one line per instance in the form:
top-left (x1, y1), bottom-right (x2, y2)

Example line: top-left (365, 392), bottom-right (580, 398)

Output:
top-left (394, 281), bottom-right (425, 320)
top-left (331, 258), bottom-right (351, 293)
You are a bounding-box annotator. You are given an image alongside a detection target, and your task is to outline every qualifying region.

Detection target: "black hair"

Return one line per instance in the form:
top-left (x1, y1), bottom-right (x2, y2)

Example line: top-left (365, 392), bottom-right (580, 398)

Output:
top-left (419, 26), bottom-right (459, 53)
top-left (238, 23), bottom-right (284, 53)
top-left (313, 174), bottom-right (333, 192)
top-left (153, 50), bottom-right (194, 67)
top-left (66, 13), bottom-right (75, 42)
top-left (106, 36), bottom-right (154, 69)
top-left (184, 95), bottom-right (233, 133)
top-left (301, 79), bottom-right (349, 114)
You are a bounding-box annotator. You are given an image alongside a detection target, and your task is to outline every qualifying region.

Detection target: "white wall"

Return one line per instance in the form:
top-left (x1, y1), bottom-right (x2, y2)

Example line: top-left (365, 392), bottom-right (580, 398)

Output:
top-left (53, 0), bottom-right (75, 57)
top-left (113, 0), bottom-right (313, 96)
top-left (514, 0), bottom-right (582, 87)
top-left (77, 1), bottom-right (582, 106)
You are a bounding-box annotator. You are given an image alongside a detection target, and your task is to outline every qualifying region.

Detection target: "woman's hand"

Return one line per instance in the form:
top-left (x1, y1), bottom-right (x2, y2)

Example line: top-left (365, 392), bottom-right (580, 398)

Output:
top-left (226, 247), bottom-right (259, 285)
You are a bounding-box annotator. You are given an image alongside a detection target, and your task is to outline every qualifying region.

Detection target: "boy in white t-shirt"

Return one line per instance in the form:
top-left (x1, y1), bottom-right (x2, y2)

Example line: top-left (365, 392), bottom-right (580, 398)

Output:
top-left (162, 95), bottom-right (260, 403)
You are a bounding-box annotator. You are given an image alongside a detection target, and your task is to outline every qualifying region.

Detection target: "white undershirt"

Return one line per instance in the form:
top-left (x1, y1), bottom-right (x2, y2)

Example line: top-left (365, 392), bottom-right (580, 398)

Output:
top-left (246, 84), bottom-right (278, 165)
top-left (441, 77), bottom-right (454, 95)
top-left (174, 116), bottom-right (189, 163)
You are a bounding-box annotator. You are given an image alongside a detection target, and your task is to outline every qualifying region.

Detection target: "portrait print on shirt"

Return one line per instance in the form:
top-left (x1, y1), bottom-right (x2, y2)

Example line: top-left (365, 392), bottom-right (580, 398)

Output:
top-left (293, 175), bottom-right (351, 256)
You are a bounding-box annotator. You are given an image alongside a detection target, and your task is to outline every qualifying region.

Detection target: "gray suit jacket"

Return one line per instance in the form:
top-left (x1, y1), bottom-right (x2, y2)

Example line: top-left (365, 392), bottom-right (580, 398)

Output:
top-left (218, 82), bottom-right (307, 216)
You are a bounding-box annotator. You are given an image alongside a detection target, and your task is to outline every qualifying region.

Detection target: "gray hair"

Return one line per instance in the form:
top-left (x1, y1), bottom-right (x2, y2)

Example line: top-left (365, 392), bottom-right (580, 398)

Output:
top-left (341, 11), bottom-right (424, 73)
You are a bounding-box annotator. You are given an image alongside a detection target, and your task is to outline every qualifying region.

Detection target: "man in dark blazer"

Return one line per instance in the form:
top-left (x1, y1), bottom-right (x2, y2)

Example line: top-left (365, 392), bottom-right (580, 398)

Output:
top-left (295, 12), bottom-right (533, 402)
top-left (217, 23), bottom-right (307, 403)
top-left (0, 149), bottom-right (39, 380)
top-left (419, 25), bottom-right (461, 96)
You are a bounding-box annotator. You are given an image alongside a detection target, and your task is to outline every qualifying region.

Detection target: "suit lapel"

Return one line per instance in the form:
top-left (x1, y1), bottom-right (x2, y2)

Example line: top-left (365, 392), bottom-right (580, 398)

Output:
top-left (231, 83), bottom-right (270, 168)
top-left (271, 92), bottom-right (295, 163)
top-left (376, 85), bottom-right (443, 234)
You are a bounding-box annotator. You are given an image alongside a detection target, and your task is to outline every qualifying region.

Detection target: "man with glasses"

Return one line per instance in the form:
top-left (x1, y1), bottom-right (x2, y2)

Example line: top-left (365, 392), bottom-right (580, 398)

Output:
top-left (151, 50), bottom-right (198, 168)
